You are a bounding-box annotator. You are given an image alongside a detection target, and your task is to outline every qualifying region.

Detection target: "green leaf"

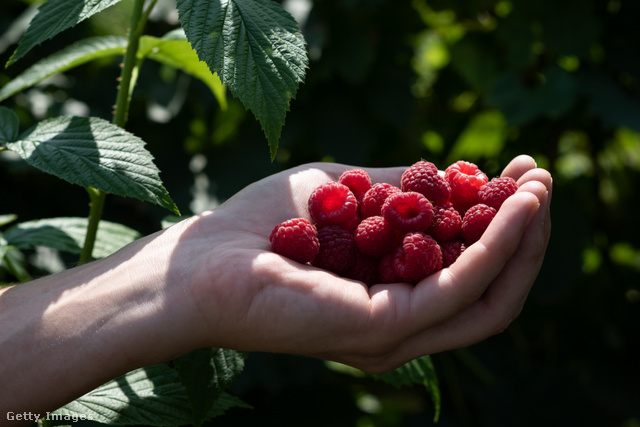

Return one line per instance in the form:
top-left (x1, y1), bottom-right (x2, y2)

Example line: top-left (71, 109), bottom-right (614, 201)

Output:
top-left (0, 214), bottom-right (18, 227)
top-left (176, 0), bottom-right (308, 159)
top-left (371, 355), bottom-right (441, 422)
top-left (173, 347), bottom-right (248, 426)
top-left (0, 36), bottom-right (128, 102)
top-left (5, 116), bottom-right (180, 215)
top-left (140, 31), bottom-right (227, 111)
top-left (0, 107), bottom-right (20, 143)
top-left (53, 364), bottom-right (250, 425)
top-left (446, 110), bottom-right (507, 164)
top-left (7, 0), bottom-right (123, 66)
top-left (2, 217), bottom-right (141, 259)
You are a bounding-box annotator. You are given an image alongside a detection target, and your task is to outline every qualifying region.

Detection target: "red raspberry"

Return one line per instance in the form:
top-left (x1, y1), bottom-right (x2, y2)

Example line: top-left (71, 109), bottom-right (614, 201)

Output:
top-left (312, 225), bottom-right (356, 274)
top-left (477, 176), bottom-right (518, 210)
top-left (308, 182), bottom-right (359, 230)
top-left (440, 240), bottom-right (466, 268)
top-left (360, 183), bottom-right (402, 218)
top-left (270, 218), bottom-right (319, 263)
top-left (427, 204), bottom-right (462, 242)
top-left (354, 216), bottom-right (402, 257)
top-left (393, 232), bottom-right (443, 283)
top-left (461, 203), bottom-right (497, 244)
top-left (445, 161), bottom-right (488, 214)
top-left (382, 191), bottom-right (434, 233)
top-left (346, 251), bottom-right (380, 286)
top-left (338, 168), bottom-right (372, 205)
top-left (401, 160), bottom-right (451, 205)
top-left (379, 252), bottom-right (401, 284)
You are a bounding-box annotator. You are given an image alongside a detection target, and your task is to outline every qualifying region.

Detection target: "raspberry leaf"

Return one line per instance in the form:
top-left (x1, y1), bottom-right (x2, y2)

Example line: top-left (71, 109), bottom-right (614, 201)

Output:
top-left (5, 116), bottom-right (180, 215)
top-left (52, 364), bottom-right (250, 425)
top-left (371, 355), bottom-right (441, 422)
top-left (2, 217), bottom-right (141, 259)
top-left (0, 36), bottom-right (128, 103)
top-left (173, 347), bottom-right (248, 426)
top-left (140, 31), bottom-right (227, 111)
top-left (0, 107), bottom-right (20, 143)
top-left (176, 0), bottom-right (308, 160)
top-left (6, 0), bottom-right (123, 67)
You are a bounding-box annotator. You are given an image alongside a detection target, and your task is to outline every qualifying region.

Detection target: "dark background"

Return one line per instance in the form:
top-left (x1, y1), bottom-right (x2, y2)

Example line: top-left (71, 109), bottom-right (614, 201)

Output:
top-left (1, 0), bottom-right (639, 425)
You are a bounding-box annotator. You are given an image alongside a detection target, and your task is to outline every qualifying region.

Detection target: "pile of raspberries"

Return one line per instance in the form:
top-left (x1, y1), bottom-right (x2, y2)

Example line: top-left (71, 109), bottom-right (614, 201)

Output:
top-left (269, 160), bottom-right (518, 286)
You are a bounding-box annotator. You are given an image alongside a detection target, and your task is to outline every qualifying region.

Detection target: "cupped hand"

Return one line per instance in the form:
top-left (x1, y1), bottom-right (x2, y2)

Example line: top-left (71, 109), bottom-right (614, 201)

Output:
top-left (172, 155), bottom-right (551, 373)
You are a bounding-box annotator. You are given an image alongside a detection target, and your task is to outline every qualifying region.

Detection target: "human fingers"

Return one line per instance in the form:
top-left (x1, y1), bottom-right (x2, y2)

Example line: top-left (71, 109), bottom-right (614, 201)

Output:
top-left (363, 182), bottom-right (550, 370)
top-left (501, 154), bottom-right (537, 181)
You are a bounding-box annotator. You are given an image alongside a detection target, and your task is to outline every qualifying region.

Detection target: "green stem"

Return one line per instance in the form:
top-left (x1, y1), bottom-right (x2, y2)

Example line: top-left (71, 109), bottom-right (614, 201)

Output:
top-left (79, 187), bottom-right (106, 265)
top-left (78, 0), bottom-right (149, 265)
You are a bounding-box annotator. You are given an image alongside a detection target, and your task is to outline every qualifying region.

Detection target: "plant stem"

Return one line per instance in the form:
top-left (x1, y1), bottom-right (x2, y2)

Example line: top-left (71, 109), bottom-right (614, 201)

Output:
top-left (78, 0), bottom-right (148, 265)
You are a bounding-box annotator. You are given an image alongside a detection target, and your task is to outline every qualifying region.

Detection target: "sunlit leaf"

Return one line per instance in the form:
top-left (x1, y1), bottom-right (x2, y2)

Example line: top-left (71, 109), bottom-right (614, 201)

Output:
top-left (53, 364), bottom-right (250, 425)
top-left (5, 116), bottom-right (180, 215)
top-left (176, 0), bottom-right (308, 159)
top-left (139, 31), bottom-right (227, 110)
top-left (2, 217), bottom-right (141, 258)
top-left (7, 0), bottom-right (123, 66)
top-left (0, 36), bottom-right (127, 102)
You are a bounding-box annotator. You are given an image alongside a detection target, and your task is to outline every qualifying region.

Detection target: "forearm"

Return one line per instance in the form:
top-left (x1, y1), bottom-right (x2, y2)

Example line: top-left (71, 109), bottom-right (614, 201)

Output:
top-left (0, 222), bottom-right (200, 420)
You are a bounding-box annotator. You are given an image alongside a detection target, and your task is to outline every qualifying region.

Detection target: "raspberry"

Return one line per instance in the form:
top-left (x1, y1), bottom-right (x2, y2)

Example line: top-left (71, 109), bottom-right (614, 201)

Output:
top-left (354, 216), bottom-right (402, 257)
top-left (360, 183), bottom-right (402, 218)
top-left (308, 182), bottom-right (359, 230)
top-left (445, 161), bottom-right (488, 214)
top-left (270, 218), bottom-right (319, 263)
top-left (338, 168), bottom-right (372, 205)
top-left (461, 203), bottom-right (497, 245)
top-left (440, 240), bottom-right (466, 268)
top-left (382, 191), bottom-right (434, 233)
top-left (313, 225), bottom-right (356, 274)
top-left (401, 160), bottom-right (451, 205)
top-left (477, 176), bottom-right (518, 210)
top-left (379, 252), bottom-right (401, 284)
top-left (393, 232), bottom-right (443, 283)
top-left (427, 204), bottom-right (462, 242)
top-left (346, 251), bottom-right (380, 286)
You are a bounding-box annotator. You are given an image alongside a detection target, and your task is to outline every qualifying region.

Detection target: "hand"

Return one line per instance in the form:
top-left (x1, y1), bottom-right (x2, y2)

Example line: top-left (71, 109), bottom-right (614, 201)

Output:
top-left (172, 155), bottom-right (552, 372)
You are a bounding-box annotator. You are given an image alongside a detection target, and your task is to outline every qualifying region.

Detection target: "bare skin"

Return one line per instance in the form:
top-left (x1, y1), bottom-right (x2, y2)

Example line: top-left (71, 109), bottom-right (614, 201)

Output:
top-left (0, 155), bottom-right (551, 421)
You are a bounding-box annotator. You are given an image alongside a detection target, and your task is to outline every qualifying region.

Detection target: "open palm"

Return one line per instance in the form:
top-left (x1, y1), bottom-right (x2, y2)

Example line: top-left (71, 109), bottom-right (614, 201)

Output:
top-left (173, 156), bottom-right (551, 373)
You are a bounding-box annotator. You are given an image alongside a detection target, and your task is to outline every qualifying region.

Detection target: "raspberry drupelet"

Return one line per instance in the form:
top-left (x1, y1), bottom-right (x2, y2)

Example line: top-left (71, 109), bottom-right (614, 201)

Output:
top-left (360, 183), bottom-right (402, 219)
top-left (312, 225), bottom-right (356, 274)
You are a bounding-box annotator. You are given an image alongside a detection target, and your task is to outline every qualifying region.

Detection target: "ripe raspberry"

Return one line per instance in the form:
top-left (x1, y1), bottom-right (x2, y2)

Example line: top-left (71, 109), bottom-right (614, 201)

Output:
top-left (401, 160), bottom-right (451, 205)
top-left (346, 251), bottom-right (380, 286)
top-left (360, 183), bottom-right (402, 218)
top-left (461, 203), bottom-right (497, 244)
top-left (270, 218), bottom-right (319, 263)
top-left (393, 232), bottom-right (443, 283)
top-left (354, 216), bottom-right (402, 257)
top-left (312, 225), bottom-right (356, 274)
top-left (445, 161), bottom-right (488, 214)
top-left (440, 240), bottom-right (466, 268)
top-left (379, 252), bottom-right (402, 284)
top-left (382, 191), bottom-right (434, 233)
top-left (477, 176), bottom-right (518, 210)
top-left (338, 168), bottom-right (372, 205)
top-left (427, 204), bottom-right (462, 242)
top-left (308, 182), bottom-right (359, 230)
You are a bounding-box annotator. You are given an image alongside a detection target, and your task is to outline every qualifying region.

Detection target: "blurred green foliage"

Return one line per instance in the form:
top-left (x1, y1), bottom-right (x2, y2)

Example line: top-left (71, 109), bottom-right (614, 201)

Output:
top-left (1, 0), bottom-right (639, 425)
